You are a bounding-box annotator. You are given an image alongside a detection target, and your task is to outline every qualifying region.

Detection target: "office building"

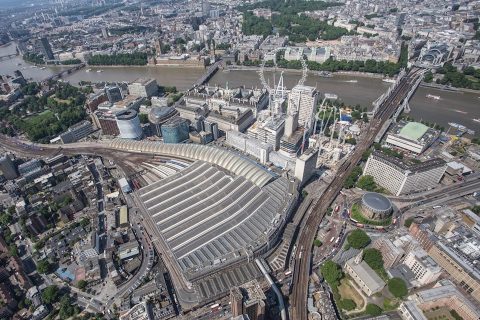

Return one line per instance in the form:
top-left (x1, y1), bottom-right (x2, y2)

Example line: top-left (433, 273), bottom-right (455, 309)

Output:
top-left (203, 120), bottom-right (219, 140)
top-left (34, 37), bottom-right (54, 60)
top-left (0, 155), bottom-right (18, 180)
top-left (128, 78), bottom-right (158, 98)
top-left (404, 249), bottom-right (442, 286)
top-left (116, 109), bottom-right (143, 140)
top-left (148, 106), bottom-right (178, 137)
top-left (294, 148), bottom-right (318, 185)
top-left (410, 280), bottom-right (480, 320)
top-left (230, 280), bottom-right (266, 320)
top-left (226, 130), bottom-right (272, 164)
top-left (428, 242), bottom-right (480, 303)
top-left (18, 159), bottom-right (42, 176)
top-left (363, 151), bottom-right (446, 196)
top-left (105, 86), bottom-right (123, 103)
top-left (161, 117), bottom-right (190, 143)
top-left (247, 116), bottom-right (285, 150)
top-left (288, 85), bottom-right (319, 129)
top-left (344, 252), bottom-right (386, 296)
top-left (385, 121), bottom-right (439, 154)
top-left (207, 108), bottom-right (255, 133)
top-left (93, 110), bottom-right (119, 136)
top-left (86, 92), bottom-right (108, 112)
top-left (57, 120), bottom-right (94, 143)
top-left (372, 237), bottom-right (405, 268)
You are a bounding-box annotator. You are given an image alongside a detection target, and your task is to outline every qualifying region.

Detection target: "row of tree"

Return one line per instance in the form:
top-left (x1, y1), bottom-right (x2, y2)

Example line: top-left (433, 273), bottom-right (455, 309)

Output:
top-left (87, 52), bottom-right (147, 66)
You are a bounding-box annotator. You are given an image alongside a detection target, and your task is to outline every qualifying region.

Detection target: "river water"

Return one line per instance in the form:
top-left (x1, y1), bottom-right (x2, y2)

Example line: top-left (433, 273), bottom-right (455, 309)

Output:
top-left (1, 42), bottom-right (479, 133)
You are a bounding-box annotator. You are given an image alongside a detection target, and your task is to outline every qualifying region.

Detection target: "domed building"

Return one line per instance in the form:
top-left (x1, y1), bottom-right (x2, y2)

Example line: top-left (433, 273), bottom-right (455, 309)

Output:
top-left (361, 192), bottom-right (393, 220)
top-left (148, 106), bottom-right (178, 136)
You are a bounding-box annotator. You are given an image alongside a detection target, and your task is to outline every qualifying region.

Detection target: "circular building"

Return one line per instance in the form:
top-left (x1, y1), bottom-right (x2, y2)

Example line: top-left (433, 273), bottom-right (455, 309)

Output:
top-left (148, 106), bottom-right (178, 136)
top-left (116, 109), bottom-right (143, 140)
top-left (361, 192), bottom-right (393, 220)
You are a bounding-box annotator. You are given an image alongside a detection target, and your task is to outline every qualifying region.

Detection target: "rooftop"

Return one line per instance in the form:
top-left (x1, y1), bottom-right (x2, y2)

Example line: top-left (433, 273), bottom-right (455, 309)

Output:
top-left (399, 122), bottom-right (429, 141)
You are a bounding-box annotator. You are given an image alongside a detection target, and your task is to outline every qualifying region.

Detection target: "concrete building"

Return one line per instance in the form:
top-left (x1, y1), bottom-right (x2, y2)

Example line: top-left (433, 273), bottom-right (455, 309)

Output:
top-left (34, 37), bottom-right (54, 60)
top-left (226, 130), bottom-right (272, 164)
top-left (161, 117), bottom-right (190, 143)
top-left (105, 86), bottom-right (123, 103)
top-left (230, 280), bottom-right (266, 320)
top-left (410, 280), bottom-right (480, 320)
top-left (399, 301), bottom-right (427, 320)
top-left (294, 148), bottom-right (318, 185)
top-left (363, 151), bottom-right (446, 196)
top-left (93, 110), bottom-right (120, 136)
top-left (404, 249), bottom-right (442, 286)
top-left (128, 78), bottom-right (158, 98)
top-left (116, 109), bottom-right (143, 140)
top-left (247, 116), bottom-right (285, 150)
top-left (18, 159), bottom-right (41, 176)
top-left (385, 122), bottom-right (439, 154)
top-left (57, 120), bottom-right (94, 143)
top-left (344, 252), bottom-right (386, 296)
top-left (372, 237), bottom-right (405, 268)
top-left (288, 85), bottom-right (319, 129)
top-left (0, 155), bottom-right (18, 180)
top-left (148, 106), bottom-right (178, 137)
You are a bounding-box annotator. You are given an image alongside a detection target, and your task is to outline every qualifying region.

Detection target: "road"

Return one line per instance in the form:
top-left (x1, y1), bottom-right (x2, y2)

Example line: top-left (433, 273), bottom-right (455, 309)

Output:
top-left (290, 68), bottom-right (424, 320)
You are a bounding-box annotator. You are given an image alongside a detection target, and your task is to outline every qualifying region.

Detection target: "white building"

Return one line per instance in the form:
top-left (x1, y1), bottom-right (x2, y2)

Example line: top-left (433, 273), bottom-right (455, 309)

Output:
top-left (344, 253), bottom-right (386, 296)
top-left (404, 249), bottom-right (442, 286)
top-left (294, 148), bottom-right (318, 185)
top-left (288, 85), bottom-right (318, 129)
top-left (399, 301), bottom-right (427, 320)
top-left (116, 109), bottom-right (143, 140)
top-left (128, 78), bottom-right (158, 98)
top-left (226, 131), bottom-right (272, 164)
top-left (363, 152), bottom-right (446, 196)
top-left (247, 116), bottom-right (285, 150)
top-left (385, 122), bottom-right (438, 154)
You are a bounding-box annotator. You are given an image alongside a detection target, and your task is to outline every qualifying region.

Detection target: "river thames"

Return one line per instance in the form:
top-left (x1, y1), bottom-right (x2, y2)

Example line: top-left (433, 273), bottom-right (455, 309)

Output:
top-left (1, 42), bottom-right (479, 133)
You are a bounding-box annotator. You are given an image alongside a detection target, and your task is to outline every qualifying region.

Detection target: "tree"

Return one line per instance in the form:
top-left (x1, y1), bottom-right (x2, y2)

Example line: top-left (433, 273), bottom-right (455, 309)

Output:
top-left (313, 239), bottom-right (322, 247)
top-left (356, 175), bottom-right (378, 191)
top-left (363, 248), bottom-right (384, 270)
top-left (404, 217), bottom-right (415, 227)
top-left (339, 299), bottom-right (356, 311)
top-left (388, 278), bottom-right (408, 298)
top-left (138, 113), bottom-right (149, 124)
top-left (347, 229), bottom-right (370, 249)
top-left (59, 295), bottom-right (79, 319)
top-left (366, 303), bottom-right (383, 316)
top-left (37, 259), bottom-right (52, 274)
top-left (77, 280), bottom-right (88, 291)
top-left (320, 260), bottom-right (343, 287)
top-left (471, 206), bottom-right (480, 215)
top-left (41, 285), bottom-right (59, 304)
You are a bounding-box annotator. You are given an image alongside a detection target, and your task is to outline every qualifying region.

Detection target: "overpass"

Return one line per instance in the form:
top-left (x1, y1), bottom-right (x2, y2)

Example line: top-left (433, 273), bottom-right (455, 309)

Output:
top-left (190, 60), bottom-right (221, 90)
top-left (41, 63), bottom-right (86, 84)
top-left (0, 53), bottom-right (19, 61)
top-left (290, 67), bottom-right (425, 320)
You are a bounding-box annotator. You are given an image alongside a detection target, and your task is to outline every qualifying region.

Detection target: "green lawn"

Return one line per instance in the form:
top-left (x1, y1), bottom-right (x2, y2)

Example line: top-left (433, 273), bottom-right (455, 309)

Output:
top-left (351, 204), bottom-right (392, 226)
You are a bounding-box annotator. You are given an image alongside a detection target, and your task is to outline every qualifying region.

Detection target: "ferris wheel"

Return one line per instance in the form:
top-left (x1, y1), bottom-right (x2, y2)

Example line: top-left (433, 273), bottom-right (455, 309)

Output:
top-left (259, 48), bottom-right (309, 95)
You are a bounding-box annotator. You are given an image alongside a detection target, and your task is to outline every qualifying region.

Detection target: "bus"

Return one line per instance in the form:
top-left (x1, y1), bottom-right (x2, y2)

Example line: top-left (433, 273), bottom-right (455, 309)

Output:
top-left (330, 237), bottom-right (335, 243)
top-left (284, 270), bottom-right (292, 277)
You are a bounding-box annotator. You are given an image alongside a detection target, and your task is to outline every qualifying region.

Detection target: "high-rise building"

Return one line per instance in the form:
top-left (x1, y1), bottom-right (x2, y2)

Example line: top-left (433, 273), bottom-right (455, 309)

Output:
top-left (128, 78), bottom-right (158, 98)
top-left (105, 86), bottom-right (123, 103)
top-left (116, 109), bottom-right (143, 140)
top-left (35, 37), bottom-right (54, 60)
top-left (58, 120), bottom-right (94, 144)
top-left (404, 249), bottom-right (442, 286)
top-left (230, 280), bottom-right (266, 320)
top-left (0, 155), bottom-right (18, 180)
top-left (93, 110), bottom-right (120, 136)
top-left (288, 85), bottom-right (318, 129)
top-left (363, 151), bottom-right (446, 196)
top-left (294, 148), bottom-right (318, 185)
top-left (161, 117), bottom-right (190, 143)
top-left (148, 106), bottom-right (178, 137)
top-left (247, 116), bottom-right (285, 150)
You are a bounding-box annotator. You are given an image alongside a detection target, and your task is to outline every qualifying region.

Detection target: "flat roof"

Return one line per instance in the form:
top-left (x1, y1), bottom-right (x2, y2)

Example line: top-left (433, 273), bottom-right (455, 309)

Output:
top-left (399, 122), bottom-right (429, 141)
top-left (119, 206), bottom-right (128, 225)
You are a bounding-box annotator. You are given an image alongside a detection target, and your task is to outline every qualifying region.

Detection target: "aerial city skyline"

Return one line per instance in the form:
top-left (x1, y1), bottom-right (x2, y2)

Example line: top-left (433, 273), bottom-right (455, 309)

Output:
top-left (0, 1), bottom-right (480, 320)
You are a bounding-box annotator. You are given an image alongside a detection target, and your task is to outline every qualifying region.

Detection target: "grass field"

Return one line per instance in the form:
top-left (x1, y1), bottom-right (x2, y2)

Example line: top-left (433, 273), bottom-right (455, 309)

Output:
top-left (338, 278), bottom-right (364, 309)
top-left (351, 204), bottom-right (392, 226)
